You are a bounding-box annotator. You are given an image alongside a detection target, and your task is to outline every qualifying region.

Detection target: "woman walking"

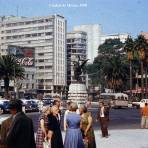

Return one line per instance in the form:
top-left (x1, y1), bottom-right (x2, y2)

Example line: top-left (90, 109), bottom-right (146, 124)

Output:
top-left (79, 105), bottom-right (96, 148)
top-left (64, 102), bottom-right (84, 148)
top-left (36, 106), bottom-right (51, 148)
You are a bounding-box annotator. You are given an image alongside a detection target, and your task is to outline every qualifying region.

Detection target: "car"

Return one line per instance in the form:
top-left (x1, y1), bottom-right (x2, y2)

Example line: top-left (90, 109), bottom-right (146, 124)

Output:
top-left (21, 99), bottom-right (39, 112)
top-left (42, 98), bottom-right (54, 107)
top-left (132, 99), bottom-right (148, 109)
top-left (0, 100), bottom-right (9, 113)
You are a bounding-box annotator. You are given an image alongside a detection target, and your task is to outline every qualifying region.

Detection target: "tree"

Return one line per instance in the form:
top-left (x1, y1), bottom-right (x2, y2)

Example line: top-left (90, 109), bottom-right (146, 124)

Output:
top-left (135, 35), bottom-right (148, 99)
top-left (87, 38), bottom-right (129, 92)
top-left (124, 36), bottom-right (135, 98)
top-left (0, 55), bottom-right (25, 99)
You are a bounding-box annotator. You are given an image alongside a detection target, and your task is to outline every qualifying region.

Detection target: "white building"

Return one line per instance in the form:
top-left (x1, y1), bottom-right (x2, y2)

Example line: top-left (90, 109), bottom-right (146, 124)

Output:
top-left (0, 15), bottom-right (67, 95)
top-left (100, 33), bottom-right (129, 44)
top-left (67, 31), bottom-right (87, 85)
top-left (73, 24), bottom-right (102, 63)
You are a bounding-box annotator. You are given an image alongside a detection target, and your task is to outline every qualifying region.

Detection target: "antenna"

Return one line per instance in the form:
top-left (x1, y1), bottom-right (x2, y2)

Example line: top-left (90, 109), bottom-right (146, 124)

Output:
top-left (16, 5), bottom-right (19, 16)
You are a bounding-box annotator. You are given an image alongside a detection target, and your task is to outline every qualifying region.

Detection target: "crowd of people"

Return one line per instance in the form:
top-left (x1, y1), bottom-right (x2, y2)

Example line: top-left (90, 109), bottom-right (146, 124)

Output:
top-left (0, 97), bottom-right (111, 148)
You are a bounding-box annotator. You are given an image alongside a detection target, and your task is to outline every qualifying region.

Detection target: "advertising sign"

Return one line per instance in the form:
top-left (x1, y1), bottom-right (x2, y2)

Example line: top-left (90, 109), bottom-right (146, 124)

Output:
top-left (8, 45), bottom-right (35, 67)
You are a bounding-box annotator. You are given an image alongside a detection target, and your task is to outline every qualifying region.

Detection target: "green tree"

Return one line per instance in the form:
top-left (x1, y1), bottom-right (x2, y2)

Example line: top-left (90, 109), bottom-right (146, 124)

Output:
top-left (124, 36), bottom-right (135, 97)
top-left (0, 55), bottom-right (25, 99)
top-left (135, 35), bottom-right (148, 99)
top-left (87, 38), bottom-right (129, 92)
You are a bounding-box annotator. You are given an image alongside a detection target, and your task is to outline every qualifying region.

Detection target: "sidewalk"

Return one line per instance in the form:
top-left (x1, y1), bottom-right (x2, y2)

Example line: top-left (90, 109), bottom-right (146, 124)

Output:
top-left (63, 129), bottom-right (148, 148)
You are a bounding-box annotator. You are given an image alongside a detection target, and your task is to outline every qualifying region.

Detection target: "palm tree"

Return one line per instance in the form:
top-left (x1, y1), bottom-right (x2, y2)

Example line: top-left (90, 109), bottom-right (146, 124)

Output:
top-left (135, 35), bottom-right (148, 99)
top-left (124, 36), bottom-right (135, 99)
top-left (102, 56), bottom-right (128, 92)
top-left (0, 55), bottom-right (25, 99)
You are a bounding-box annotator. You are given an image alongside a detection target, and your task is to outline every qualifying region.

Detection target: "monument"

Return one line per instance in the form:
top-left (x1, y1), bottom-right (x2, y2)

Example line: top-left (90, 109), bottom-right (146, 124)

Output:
top-left (68, 56), bottom-right (89, 104)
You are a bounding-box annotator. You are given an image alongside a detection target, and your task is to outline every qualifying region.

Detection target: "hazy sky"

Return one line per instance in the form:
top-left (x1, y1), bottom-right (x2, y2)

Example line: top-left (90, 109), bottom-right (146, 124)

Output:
top-left (0, 0), bottom-right (147, 36)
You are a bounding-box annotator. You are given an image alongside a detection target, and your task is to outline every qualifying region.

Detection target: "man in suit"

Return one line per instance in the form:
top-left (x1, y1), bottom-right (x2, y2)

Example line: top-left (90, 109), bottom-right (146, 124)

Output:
top-left (0, 116), bottom-right (12, 148)
top-left (98, 102), bottom-right (110, 138)
top-left (6, 99), bottom-right (36, 148)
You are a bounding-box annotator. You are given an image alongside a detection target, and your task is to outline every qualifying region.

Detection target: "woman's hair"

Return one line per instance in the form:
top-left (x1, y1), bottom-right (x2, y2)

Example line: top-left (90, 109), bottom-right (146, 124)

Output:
top-left (80, 105), bottom-right (87, 113)
top-left (70, 102), bottom-right (78, 112)
top-left (42, 106), bottom-right (50, 114)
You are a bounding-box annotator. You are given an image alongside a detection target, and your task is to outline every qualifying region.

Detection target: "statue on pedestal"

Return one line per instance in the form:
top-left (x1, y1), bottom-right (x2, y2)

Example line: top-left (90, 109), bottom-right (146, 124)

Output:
top-left (73, 56), bottom-right (89, 82)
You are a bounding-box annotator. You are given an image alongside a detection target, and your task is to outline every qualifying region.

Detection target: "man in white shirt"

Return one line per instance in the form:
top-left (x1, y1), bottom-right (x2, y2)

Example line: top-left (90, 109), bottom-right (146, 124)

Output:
top-left (98, 102), bottom-right (109, 138)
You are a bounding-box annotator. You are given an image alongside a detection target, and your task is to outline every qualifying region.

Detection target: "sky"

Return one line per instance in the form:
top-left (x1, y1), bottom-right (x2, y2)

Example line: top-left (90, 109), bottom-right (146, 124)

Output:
top-left (0, 0), bottom-right (147, 37)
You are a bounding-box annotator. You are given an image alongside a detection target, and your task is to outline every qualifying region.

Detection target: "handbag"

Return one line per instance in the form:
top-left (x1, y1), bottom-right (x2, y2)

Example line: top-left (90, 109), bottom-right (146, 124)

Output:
top-left (43, 139), bottom-right (51, 148)
top-left (83, 137), bottom-right (88, 148)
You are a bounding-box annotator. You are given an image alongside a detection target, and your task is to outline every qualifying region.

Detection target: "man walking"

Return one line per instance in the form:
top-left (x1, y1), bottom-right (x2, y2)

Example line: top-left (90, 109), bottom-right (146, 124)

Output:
top-left (141, 103), bottom-right (148, 128)
top-left (98, 102), bottom-right (110, 138)
top-left (6, 99), bottom-right (36, 148)
top-left (0, 116), bottom-right (13, 148)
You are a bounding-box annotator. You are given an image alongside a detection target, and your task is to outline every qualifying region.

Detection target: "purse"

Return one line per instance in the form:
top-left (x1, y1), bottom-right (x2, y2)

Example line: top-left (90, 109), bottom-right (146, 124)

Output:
top-left (43, 139), bottom-right (51, 148)
top-left (83, 137), bottom-right (88, 148)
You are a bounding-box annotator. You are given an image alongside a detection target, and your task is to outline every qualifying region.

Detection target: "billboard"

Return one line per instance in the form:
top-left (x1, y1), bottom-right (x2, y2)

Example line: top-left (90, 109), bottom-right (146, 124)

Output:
top-left (8, 45), bottom-right (35, 67)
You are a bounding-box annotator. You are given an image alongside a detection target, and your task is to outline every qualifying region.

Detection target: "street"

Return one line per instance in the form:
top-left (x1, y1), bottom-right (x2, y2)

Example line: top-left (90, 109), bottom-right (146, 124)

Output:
top-left (0, 108), bottom-right (141, 132)
top-left (26, 108), bottom-right (141, 132)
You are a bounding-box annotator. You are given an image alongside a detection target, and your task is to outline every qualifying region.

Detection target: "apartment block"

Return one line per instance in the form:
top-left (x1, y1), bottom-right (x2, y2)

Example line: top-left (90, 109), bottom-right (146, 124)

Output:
top-left (0, 15), bottom-right (67, 95)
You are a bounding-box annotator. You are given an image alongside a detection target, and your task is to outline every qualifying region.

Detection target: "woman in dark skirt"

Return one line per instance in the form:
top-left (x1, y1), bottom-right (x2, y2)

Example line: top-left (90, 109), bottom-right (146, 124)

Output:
top-left (36, 106), bottom-right (51, 148)
top-left (48, 105), bottom-right (63, 148)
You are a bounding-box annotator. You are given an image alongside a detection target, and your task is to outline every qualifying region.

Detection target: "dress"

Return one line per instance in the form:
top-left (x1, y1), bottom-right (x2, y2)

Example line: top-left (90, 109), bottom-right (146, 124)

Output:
top-left (81, 112), bottom-right (96, 148)
top-left (36, 114), bottom-right (48, 148)
top-left (64, 112), bottom-right (85, 148)
top-left (48, 114), bottom-right (63, 148)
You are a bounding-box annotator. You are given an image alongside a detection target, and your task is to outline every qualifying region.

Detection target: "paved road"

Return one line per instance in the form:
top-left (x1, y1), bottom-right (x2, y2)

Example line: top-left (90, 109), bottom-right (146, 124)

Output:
top-left (0, 108), bottom-right (141, 132)
top-left (27, 108), bottom-right (141, 132)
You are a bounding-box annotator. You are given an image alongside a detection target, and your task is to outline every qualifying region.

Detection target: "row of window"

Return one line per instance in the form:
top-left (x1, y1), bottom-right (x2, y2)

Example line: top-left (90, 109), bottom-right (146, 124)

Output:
top-left (67, 38), bottom-right (87, 43)
top-left (26, 74), bottom-right (34, 79)
top-left (38, 66), bottom-right (52, 69)
top-left (38, 79), bottom-right (53, 83)
top-left (2, 32), bottom-right (53, 40)
top-left (1, 25), bottom-right (53, 34)
top-left (2, 19), bottom-right (53, 27)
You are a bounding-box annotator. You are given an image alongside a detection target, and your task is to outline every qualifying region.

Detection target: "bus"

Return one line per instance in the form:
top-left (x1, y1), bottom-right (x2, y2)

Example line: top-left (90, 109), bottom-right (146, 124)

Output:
top-left (100, 93), bottom-right (129, 108)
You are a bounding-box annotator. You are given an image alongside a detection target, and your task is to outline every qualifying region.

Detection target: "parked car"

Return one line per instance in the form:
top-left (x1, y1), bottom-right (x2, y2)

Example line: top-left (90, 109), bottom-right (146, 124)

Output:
top-left (132, 99), bottom-right (148, 109)
top-left (42, 98), bottom-right (54, 107)
top-left (0, 100), bottom-right (9, 113)
top-left (21, 99), bottom-right (38, 112)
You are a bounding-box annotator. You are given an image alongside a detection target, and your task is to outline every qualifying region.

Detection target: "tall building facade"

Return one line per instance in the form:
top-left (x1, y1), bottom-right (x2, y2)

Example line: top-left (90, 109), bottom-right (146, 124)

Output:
top-left (100, 33), bottom-right (129, 44)
top-left (73, 24), bottom-right (102, 63)
top-left (67, 31), bottom-right (87, 85)
top-left (0, 15), bottom-right (67, 95)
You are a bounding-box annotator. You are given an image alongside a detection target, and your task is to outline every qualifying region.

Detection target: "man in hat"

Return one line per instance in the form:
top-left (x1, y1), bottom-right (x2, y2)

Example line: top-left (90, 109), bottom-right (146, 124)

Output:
top-left (6, 99), bottom-right (36, 148)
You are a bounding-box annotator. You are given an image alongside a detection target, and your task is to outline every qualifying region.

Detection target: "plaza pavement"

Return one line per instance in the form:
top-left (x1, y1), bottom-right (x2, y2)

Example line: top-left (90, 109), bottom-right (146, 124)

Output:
top-left (62, 129), bottom-right (148, 148)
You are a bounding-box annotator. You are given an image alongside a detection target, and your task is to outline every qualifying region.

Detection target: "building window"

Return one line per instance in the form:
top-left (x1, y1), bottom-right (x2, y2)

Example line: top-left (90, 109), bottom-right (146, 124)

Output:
top-left (38, 20), bottom-right (44, 23)
top-left (25, 34), bottom-right (31, 37)
top-left (38, 59), bottom-right (44, 63)
top-left (45, 66), bottom-right (52, 69)
top-left (26, 84), bottom-right (28, 89)
top-left (32, 33), bottom-right (37, 37)
top-left (45, 32), bottom-right (53, 36)
top-left (32, 75), bottom-right (34, 79)
top-left (32, 84), bottom-right (34, 89)
top-left (38, 26), bottom-right (44, 30)
top-left (38, 53), bottom-right (44, 56)
top-left (39, 66), bottom-right (44, 69)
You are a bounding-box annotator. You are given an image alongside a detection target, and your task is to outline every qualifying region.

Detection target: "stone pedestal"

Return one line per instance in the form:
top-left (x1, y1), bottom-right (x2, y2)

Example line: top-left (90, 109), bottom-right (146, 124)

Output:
top-left (68, 83), bottom-right (88, 103)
